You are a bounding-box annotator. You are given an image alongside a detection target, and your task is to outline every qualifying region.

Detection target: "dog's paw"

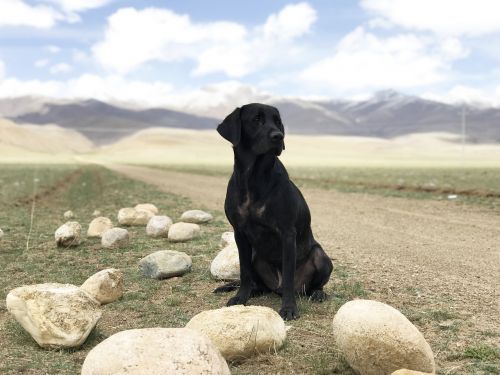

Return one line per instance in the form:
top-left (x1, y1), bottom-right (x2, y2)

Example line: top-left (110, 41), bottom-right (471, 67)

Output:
top-left (279, 305), bottom-right (300, 321)
top-left (226, 295), bottom-right (247, 306)
top-left (309, 290), bottom-right (328, 302)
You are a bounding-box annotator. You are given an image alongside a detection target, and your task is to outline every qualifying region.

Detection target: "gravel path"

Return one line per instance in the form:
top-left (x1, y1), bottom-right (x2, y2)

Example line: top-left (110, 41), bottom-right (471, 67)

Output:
top-left (106, 163), bottom-right (500, 340)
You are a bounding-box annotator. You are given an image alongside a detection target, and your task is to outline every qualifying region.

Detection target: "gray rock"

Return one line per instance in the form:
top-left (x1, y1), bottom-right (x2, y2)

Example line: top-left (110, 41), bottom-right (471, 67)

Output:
top-left (92, 210), bottom-right (101, 217)
top-left (55, 221), bottom-right (82, 247)
top-left (0, 228), bottom-right (3, 239)
top-left (139, 250), bottom-right (192, 279)
top-left (180, 209), bottom-right (213, 224)
top-left (117, 207), bottom-right (153, 226)
top-left (146, 215), bottom-right (172, 238)
top-left (220, 231), bottom-right (235, 248)
top-left (135, 203), bottom-right (159, 215)
top-left (63, 210), bottom-right (74, 219)
top-left (210, 245), bottom-right (240, 281)
top-left (81, 328), bottom-right (230, 375)
top-left (101, 228), bottom-right (129, 248)
top-left (168, 222), bottom-right (200, 242)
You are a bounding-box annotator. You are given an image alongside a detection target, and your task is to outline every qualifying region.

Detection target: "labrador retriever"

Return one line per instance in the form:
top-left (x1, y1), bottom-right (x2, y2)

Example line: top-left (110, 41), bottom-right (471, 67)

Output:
top-left (215, 103), bottom-right (333, 320)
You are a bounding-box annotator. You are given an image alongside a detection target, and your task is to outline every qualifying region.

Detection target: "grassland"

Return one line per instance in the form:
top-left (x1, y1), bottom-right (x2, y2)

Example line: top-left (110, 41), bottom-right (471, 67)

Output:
top-left (0, 164), bottom-right (498, 374)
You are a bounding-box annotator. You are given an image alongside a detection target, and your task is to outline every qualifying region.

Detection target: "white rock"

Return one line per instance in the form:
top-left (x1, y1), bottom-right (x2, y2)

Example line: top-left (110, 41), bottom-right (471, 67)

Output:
top-left (55, 221), bottom-right (82, 247)
top-left (117, 207), bottom-right (154, 226)
top-left (87, 217), bottom-right (113, 238)
top-left (80, 268), bottom-right (123, 305)
top-left (168, 222), bottom-right (200, 242)
top-left (180, 209), bottom-right (213, 224)
top-left (101, 228), bottom-right (129, 248)
top-left (81, 328), bottom-right (230, 375)
top-left (220, 231), bottom-right (235, 248)
top-left (392, 370), bottom-right (434, 375)
top-left (134, 203), bottom-right (159, 215)
top-left (6, 283), bottom-right (101, 348)
top-left (92, 210), bottom-right (101, 217)
top-left (146, 215), bottom-right (172, 238)
top-left (138, 250), bottom-right (192, 279)
top-left (332, 300), bottom-right (435, 375)
top-left (210, 245), bottom-right (240, 281)
top-left (186, 305), bottom-right (287, 361)
top-left (0, 228), bottom-right (3, 239)
top-left (63, 210), bottom-right (74, 219)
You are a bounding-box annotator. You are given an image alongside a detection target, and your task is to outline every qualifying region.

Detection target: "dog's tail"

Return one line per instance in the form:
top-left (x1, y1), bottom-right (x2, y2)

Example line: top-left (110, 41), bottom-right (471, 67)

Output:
top-left (213, 281), bottom-right (240, 293)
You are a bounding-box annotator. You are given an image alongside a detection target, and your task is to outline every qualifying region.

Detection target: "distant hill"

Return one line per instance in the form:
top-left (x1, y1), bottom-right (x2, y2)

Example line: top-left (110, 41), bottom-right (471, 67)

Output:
top-left (2, 90), bottom-right (500, 144)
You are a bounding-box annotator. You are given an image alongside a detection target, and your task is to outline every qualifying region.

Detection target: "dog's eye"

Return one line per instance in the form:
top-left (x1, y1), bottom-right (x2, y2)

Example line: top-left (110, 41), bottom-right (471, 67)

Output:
top-left (253, 114), bottom-right (262, 123)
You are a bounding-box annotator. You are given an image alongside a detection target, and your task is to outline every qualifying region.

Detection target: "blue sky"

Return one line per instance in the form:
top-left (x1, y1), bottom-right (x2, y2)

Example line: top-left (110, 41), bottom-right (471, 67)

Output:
top-left (1, 0), bottom-right (500, 112)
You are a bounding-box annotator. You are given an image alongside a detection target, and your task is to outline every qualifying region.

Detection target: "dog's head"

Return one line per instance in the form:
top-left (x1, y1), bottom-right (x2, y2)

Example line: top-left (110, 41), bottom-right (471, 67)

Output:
top-left (217, 103), bottom-right (285, 155)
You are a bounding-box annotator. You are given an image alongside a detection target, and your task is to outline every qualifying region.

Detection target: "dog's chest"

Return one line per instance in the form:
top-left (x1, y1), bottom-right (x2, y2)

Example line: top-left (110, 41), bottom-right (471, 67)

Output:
top-left (234, 194), bottom-right (267, 223)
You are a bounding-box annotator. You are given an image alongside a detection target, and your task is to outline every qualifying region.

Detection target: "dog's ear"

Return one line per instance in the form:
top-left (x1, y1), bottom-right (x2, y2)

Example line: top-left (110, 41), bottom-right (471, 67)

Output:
top-left (217, 107), bottom-right (241, 146)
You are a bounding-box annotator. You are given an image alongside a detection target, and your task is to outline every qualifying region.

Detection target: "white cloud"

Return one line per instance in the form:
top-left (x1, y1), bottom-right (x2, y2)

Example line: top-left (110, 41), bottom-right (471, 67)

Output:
top-left (50, 63), bottom-right (72, 74)
top-left (93, 3), bottom-right (316, 77)
top-left (35, 59), bottom-right (50, 68)
top-left (0, 0), bottom-right (64, 28)
top-left (0, 0), bottom-right (114, 29)
top-left (47, 45), bottom-right (61, 53)
top-left (301, 27), bottom-right (468, 93)
top-left (0, 60), bottom-right (5, 79)
top-left (362, 0), bottom-right (500, 36)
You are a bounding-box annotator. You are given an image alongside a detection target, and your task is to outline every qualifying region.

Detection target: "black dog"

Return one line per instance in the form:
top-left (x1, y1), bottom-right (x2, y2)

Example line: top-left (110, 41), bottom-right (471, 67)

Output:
top-left (215, 103), bottom-right (333, 320)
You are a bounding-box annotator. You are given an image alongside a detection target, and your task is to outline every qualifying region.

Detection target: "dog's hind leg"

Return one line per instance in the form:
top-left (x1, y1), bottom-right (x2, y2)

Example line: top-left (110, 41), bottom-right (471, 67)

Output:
top-left (295, 244), bottom-right (333, 302)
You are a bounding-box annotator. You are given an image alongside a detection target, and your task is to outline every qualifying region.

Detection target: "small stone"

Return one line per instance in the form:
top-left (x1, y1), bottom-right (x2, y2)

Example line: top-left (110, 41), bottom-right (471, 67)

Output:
top-left (139, 250), bottom-right (192, 279)
top-left (210, 245), bottom-right (240, 281)
top-left (180, 209), bottom-right (213, 224)
top-left (117, 207), bottom-right (154, 226)
top-left (6, 283), bottom-right (101, 348)
top-left (92, 210), bottom-right (101, 217)
top-left (55, 221), bottom-right (82, 247)
top-left (87, 217), bottom-right (113, 238)
top-left (63, 210), bottom-right (74, 219)
top-left (81, 328), bottom-right (230, 375)
top-left (332, 300), bottom-right (435, 375)
top-left (80, 268), bottom-right (124, 305)
top-left (135, 203), bottom-right (159, 215)
top-left (0, 228), bottom-right (3, 239)
top-left (168, 222), bottom-right (200, 242)
top-left (146, 215), bottom-right (173, 238)
top-left (220, 231), bottom-right (235, 248)
top-left (186, 305), bottom-right (287, 361)
top-left (101, 228), bottom-right (129, 248)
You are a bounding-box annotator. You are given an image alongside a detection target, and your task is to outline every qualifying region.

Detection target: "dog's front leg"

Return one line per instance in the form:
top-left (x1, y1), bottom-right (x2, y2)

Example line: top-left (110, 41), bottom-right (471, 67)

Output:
top-left (280, 229), bottom-right (299, 320)
top-left (227, 231), bottom-right (253, 306)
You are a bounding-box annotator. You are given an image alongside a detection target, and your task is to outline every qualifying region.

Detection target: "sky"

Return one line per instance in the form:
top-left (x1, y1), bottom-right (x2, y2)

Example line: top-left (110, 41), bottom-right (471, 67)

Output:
top-left (1, 0), bottom-right (500, 111)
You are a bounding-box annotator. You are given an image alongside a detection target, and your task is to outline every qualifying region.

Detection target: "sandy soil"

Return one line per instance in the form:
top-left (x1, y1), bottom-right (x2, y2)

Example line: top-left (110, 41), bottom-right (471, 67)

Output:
top-left (106, 164), bottom-right (499, 340)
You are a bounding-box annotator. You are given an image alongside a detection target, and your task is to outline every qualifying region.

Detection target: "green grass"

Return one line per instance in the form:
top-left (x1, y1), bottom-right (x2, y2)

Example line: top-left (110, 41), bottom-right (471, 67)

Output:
top-left (0, 164), bottom-right (360, 375)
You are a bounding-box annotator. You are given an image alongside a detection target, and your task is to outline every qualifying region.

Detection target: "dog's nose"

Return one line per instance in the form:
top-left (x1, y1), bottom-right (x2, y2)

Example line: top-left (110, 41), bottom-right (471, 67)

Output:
top-left (270, 131), bottom-right (284, 142)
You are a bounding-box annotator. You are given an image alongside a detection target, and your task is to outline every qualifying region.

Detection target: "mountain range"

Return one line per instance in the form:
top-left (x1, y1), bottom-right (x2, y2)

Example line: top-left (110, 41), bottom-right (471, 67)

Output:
top-left (1, 90), bottom-right (499, 145)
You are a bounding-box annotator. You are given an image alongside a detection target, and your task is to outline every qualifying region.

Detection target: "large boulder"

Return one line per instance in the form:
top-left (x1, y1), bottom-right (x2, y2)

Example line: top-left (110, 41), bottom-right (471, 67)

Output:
top-left (180, 209), bottom-right (213, 224)
top-left (186, 305), bottom-right (287, 361)
top-left (210, 245), bottom-right (240, 281)
top-left (135, 203), bottom-right (159, 215)
top-left (146, 215), bottom-right (172, 238)
top-left (392, 370), bottom-right (434, 375)
top-left (168, 222), bottom-right (200, 242)
top-left (117, 207), bottom-right (153, 226)
top-left (80, 268), bottom-right (123, 305)
top-left (81, 328), bottom-right (230, 375)
top-left (101, 228), bottom-right (129, 248)
top-left (138, 250), bottom-right (192, 279)
top-left (55, 221), bottom-right (82, 247)
top-left (6, 283), bottom-right (101, 348)
top-left (87, 217), bottom-right (113, 238)
top-left (332, 300), bottom-right (435, 375)
top-left (220, 231), bottom-right (235, 248)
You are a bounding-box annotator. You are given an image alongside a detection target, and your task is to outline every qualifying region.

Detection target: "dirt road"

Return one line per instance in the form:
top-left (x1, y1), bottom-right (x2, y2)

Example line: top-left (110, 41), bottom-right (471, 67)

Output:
top-left (107, 164), bottom-right (499, 339)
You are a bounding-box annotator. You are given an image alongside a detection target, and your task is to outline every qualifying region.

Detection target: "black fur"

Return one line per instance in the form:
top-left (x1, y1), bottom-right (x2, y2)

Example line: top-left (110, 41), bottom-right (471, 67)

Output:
top-left (215, 103), bottom-right (333, 320)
